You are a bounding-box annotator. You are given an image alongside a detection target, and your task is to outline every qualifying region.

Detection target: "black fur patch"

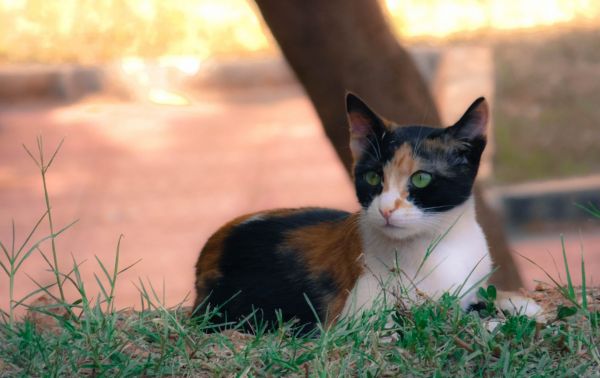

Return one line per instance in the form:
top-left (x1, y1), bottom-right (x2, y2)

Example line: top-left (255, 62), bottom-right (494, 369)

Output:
top-left (466, 301), bottom-right (487, 313)
top-left (199, 209), bottom-right (349, 333)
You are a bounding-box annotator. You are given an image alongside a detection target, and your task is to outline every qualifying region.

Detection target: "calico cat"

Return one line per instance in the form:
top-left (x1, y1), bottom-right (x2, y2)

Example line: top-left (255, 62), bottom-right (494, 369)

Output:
top-left (193, 94), bottom-right (539, 332)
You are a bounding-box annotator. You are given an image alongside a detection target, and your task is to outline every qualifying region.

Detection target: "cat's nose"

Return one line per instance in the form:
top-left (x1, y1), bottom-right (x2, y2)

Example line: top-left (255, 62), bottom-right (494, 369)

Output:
top-left (379, 207), bottom-right (393, 220)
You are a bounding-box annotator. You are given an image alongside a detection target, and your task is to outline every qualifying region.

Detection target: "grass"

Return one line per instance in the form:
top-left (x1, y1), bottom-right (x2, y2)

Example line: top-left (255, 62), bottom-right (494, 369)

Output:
top-left (0, 140), bottom-right (599, 376)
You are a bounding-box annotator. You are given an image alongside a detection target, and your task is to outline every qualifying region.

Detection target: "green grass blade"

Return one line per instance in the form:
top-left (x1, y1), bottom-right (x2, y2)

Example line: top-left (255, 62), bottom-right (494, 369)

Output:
top-left (22, 143), bottom-right (41, 168)
top-left (414, 213), bottom-right (462, 278)
top-left (94, 255), bottom-right (114, 286)
top-left (13, 219), bottom-right (79, 272)
top-left (173, 291), bottom-right (191, 309)
top-left (546, 249), bottom-right (564, 285)
top-left (233, 307), bottom-right (261, 332)
top-left (52, 219), bottom-right (79, 238)
top-left (0, 240), bottom-right (11, 262)
top-left (456, 255), bottom-right (493, 299)
top-left (575, 202), bottom-right (600, 218)
top-left (11, 219), bottom-right (15, 257)
top-left (118, 258), bottom-right (142, 275)
top-left (14, 244), bottom-right (47, 274)
top-left (36, 136), bottom-right (44, 167)
top-left (0, 259), bottom-right (9, 275)
top-left (37, 247), bottom-right (53, 270)
top-left (13, 245), bottom-right (40, 273)
top-left (147, 279), bottom-right (163, 306)
top-left (580, 239), bottom-right (587, 310)
top-left (58, 272), bottom-right (81, 294)
top-left (514, 250), bottom-right (579, 307)
top-left (0, 308), bottom-right (8, 323)
top-left (560, 235), bottom-right (576, 301)
top-left (112, 234), bottom-right (123, 280)
top-left (93, 273), bottom-right (111, 304)
top-left (15, 210), bottom-right (49, 260)
top-left (39, 247), bottom-right (82, 292)
top-left (135, 278), bottom-right (156, 310)
top-left (44, 138), bottom-right (65, 170)
top-left (303, 293), bottom-right (323, 330)
top-left (14, 275), bottom-right (59, 308)
top-left (69, 254), bottom-right (90, 312)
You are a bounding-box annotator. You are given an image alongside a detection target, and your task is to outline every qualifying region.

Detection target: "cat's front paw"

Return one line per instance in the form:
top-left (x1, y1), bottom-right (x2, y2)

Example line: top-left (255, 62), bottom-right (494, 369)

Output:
top-left (496, 292), bottom-right (545, 321)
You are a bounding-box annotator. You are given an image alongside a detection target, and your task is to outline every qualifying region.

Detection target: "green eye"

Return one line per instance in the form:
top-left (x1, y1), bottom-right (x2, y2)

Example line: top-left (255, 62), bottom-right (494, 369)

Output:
top-left (364, 171), bottom-right (381, 186)
top-left (411, 171), bottom-right (432, 188)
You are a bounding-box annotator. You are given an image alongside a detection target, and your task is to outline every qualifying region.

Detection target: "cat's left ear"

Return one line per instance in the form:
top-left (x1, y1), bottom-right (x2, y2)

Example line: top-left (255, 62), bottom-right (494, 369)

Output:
top-left (447, 97), bottom-right (489, 140)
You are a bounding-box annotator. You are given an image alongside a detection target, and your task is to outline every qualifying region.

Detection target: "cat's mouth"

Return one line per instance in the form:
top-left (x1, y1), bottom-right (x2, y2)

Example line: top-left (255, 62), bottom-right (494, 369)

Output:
top-left (382, 223), bottom-right (404, 229)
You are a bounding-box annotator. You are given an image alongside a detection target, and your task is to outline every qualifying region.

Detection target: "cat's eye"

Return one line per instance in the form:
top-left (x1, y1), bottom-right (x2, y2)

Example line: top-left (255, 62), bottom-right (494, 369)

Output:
top-left (411, 171), bottom-right (432, 188)
top-left (364, 171), bottom-right (381, 186)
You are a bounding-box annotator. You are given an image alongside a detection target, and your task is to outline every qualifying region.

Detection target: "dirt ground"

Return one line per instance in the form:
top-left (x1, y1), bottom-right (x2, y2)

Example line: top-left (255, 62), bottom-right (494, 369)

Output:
top-left (0, 84), bottom-right (598, 313)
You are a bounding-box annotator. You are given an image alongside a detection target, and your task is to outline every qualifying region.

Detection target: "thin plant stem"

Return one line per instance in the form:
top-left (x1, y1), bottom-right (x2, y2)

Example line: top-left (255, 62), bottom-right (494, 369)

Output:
top-left (38, 138), bottom-right (66, 303)
top-left (9, 257), bottom-right (14, 325)
top-left (9, 222), bottom-right (15, 325)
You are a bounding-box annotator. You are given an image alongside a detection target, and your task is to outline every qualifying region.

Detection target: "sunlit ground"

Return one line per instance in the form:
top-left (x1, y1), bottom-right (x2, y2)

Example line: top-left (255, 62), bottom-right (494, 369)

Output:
top-left (1, 0), bottom-right (599, 63)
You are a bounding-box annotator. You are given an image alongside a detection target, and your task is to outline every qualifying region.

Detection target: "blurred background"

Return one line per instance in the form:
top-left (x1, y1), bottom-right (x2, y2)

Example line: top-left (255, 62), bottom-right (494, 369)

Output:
top-left (0, 0), bottom-right (599, 312)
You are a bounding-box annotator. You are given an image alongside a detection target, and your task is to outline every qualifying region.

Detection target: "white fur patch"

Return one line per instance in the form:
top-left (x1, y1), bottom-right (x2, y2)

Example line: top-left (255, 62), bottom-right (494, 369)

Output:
top-left (496, 292), bottom-right (544, 319)
top-left (343, 198), bottom-right (493, 315)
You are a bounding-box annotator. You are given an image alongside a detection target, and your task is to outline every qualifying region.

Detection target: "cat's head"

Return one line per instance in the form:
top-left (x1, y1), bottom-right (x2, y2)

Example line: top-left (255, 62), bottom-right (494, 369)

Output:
top-left (346, 93), bottom-right (488, 240)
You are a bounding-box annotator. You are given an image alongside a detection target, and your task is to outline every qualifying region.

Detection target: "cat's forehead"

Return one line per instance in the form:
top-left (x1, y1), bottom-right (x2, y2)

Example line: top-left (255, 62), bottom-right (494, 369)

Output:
top-left (378, 125), bottom-right (468, 174)
top-left (356, 124), bottom-right (466, 173)
top-left (383, 125), bottom-right (444, 155)
top-left (387, 125), bottom-right (440, 143)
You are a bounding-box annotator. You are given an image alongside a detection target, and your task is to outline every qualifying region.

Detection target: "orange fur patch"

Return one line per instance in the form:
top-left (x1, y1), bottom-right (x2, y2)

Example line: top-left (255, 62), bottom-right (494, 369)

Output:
top-left (382, 143), bottom-right (420, 209)
top-left (283, 213), bottom-right (364, 325)
top-left (422, 137), bottom-right (468, 154)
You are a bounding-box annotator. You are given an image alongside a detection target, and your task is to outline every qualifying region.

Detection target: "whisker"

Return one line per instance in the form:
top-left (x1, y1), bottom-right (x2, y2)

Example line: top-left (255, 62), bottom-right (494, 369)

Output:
top-left (365, 136), bottom-right (381, 160)
top-left (412, 127), bottom-right (425, 159)
top-left (418, 205), bottom-right (454, 211)
top-left (373, 132), bottom-right (383, 160)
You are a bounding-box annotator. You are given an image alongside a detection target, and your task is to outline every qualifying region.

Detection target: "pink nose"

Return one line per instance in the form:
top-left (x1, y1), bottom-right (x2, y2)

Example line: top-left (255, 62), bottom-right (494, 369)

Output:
top-left (379, 208), bottom-right (393, 220)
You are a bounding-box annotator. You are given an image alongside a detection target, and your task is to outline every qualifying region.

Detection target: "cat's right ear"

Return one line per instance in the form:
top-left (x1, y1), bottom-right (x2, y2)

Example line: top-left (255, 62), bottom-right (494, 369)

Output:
top-left (346, 93), bottom-right (386, 162)
top-left (447, 97), bottom-right (489, 141)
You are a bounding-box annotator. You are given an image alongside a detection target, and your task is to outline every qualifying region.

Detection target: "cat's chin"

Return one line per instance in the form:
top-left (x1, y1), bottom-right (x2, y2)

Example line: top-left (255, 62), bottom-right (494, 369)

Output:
top-left (359, 211), bottom-right (425, 241)
top-left (373, 223), bottom-right (424, 241)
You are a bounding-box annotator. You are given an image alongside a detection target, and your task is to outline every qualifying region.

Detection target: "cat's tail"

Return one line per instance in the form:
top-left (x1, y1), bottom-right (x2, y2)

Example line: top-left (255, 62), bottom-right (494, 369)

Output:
top-left (495, 290), bottom-right (545, 320)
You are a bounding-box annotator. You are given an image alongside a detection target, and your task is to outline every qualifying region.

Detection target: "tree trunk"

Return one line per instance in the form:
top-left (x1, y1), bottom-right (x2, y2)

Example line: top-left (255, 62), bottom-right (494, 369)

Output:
top-left (254, 0), bottom-right (523, 290)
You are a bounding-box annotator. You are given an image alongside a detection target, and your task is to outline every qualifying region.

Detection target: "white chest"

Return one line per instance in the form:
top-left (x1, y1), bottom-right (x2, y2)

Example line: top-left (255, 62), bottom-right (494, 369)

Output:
top-left (342, 209), bottom-right (491, 315)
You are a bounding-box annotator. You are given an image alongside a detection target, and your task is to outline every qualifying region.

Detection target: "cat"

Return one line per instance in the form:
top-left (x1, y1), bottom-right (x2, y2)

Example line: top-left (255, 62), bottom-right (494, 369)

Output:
top-left (192, 93), bottom-right (541, 332)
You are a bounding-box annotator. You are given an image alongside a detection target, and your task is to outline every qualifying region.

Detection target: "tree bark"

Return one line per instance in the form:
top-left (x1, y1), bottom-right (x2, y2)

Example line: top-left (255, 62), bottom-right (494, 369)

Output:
top-left (254, 0), bottom-right (523, 289)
